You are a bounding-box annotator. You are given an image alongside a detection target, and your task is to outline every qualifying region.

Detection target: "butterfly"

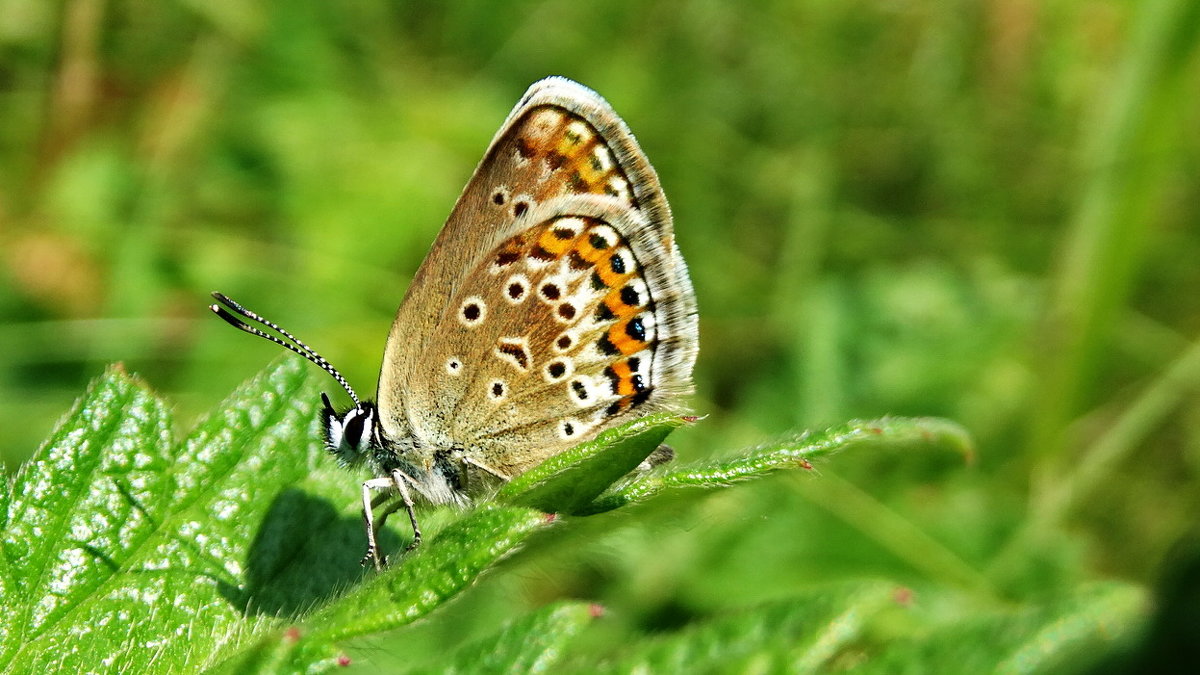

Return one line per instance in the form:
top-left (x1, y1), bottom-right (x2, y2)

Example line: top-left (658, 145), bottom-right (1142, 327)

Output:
top-left (211, 77), bottom-right (698, 569)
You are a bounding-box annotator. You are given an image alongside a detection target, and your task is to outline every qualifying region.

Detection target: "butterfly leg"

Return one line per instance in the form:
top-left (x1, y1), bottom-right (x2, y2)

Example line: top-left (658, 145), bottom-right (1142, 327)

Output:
top-left (360, 472), bottom-right (426, 569)
top-left (365, 496), bottom-right (414, 568)
top-left (391, 469), bottom-right (423, 552)
top-left (368, 491), bottom-right (397, 529)
top-left (360, 477), bottom-right (395, 570)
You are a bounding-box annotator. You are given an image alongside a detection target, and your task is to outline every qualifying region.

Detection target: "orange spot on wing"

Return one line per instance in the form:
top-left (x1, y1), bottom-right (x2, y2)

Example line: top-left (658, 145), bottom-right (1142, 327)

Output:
top-left (596, 253), bottom-right (633, 289)
top-left (573, 237), bottom-right (609, 265)
top-left (603, 288), bottom-right (642, 320)
top-left (492, 239), bottom-right (524, 268)
top-left (610, 360), bottom-right (639, 396)
top-left (573, 147), bottom-right (614, 193)
top-left (537, 227), bottom-right (576, 257)
top-left (608, 321), bottom-right (648, 355)
top-left (545, 119), bottom-right (621, 196)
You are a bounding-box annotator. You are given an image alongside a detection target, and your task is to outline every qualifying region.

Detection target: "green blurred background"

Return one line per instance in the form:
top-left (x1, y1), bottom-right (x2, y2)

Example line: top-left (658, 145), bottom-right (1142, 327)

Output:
top-left (3, 0), bottom-right (1199, 668)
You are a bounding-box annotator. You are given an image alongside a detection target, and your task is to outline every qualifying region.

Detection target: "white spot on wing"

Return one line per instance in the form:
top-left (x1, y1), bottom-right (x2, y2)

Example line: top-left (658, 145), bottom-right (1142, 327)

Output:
top-left (568, 375), bottom-right (596, 407)
top-left (529, 109), bottom-right (564, 140)
top-left (592, 145), bottom-right (614, 172)
top-left (458, 296), bottom-right (487, 328)
top-left (564, 120), bottom-right (593, 146)
top-left (503, 274), bottom-right (530, 304)
top-left (638, 310), bottom-right (658, 341)
top-left (552, 217), bottom-right (586, 239)
top-left (608, 246), bottom-right (633, 276)
top-left (621, 278), bottom-right (649, 307)
top-left (558, 417), bottom-right (583, 440)
top-left (606, 176), bottom-right (631, 204)
top-left (588, 224), bottom-right (618, 250)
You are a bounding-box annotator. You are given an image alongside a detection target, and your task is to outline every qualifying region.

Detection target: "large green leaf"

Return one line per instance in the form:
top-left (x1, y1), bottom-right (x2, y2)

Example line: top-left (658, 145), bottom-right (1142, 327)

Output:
top-left (0, 360), bottom-right (551, 674)
top-left (497, 412), bottom-right (689, 513)
top-left (580, 416), bottom-right (972, 514)
top-left (206, 505), bottom-right (549, 673)
top-left (1, 365), bottom-right (176, 674)
top-left (11, 359), bottom-right (1127, 674)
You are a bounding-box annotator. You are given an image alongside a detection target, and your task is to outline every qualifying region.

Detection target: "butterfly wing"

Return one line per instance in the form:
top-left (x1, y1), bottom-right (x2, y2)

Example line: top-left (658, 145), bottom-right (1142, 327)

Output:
top-left (376, 77), bottom-right (698, 482)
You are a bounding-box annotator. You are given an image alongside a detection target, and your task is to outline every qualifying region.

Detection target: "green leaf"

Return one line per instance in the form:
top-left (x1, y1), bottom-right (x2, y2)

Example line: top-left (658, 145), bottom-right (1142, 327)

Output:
top-left (580, 416), bottom-right (971, 514)
top-left (421, 601), bottom-right (600, 674)
top-left (211, 504), bottom-right (549, 673)
top-left (10, 359), bottom-right (1066, 675)
top-left (865, 582), bottom-right (1147, 674)
top-left (497, 412), bottom-right (688, 514)
top-left (300, 505), bottom-right (548, 642)
top-left (582, 581), bottom-right (1145, 674)
top-left (0, 359), bottom-right (553, 675)
top-left (589, 581), bottom-right (899, 673)
top-left (1, 359), bottom-right (325, 674)
top-left (1, 365), bottom-right (176, 674)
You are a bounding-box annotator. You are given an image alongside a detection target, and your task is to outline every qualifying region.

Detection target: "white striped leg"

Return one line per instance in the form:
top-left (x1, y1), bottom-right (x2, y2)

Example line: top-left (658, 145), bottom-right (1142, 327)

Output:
top-left (360, 477), bottom-right (394, 570)
top-left (359, 471), bottom-right (424, 570)
top-left (391, 469), bottom-right (423, 552)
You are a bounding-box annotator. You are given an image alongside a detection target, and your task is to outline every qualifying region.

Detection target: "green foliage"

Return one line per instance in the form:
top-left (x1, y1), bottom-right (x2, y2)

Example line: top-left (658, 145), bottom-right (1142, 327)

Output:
top-left (429, 602), bottom-right (599, 674)
top-left (0, 361), bottom-right (1148, 673)
top-left (1, 364), bottom-right (176, 673)
top-left (580, 416), bottom-right (971, 515)
top-left (0, 361), bottom-right (547, 673)
top-left (577, 581), bottom-right (1145, 674)
top-left (498, 412), bottom-right (686, 513)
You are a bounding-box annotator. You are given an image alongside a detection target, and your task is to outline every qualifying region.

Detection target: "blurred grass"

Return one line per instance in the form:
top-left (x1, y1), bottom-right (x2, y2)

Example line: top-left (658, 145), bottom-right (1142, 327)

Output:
top-left (2, 0), bottom-right (1199, 669)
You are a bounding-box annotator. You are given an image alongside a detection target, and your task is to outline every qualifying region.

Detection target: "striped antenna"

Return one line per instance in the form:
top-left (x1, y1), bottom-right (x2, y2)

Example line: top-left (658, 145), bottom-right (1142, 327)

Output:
top-left (209, 292), bottom-right (361, 406)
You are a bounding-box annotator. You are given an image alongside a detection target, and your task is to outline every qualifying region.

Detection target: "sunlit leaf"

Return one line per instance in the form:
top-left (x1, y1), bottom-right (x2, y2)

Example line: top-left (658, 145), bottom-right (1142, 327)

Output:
top-left (581, 417), bottom-right (971, 514)
top-left (498, 412), bottom-right (688, 514)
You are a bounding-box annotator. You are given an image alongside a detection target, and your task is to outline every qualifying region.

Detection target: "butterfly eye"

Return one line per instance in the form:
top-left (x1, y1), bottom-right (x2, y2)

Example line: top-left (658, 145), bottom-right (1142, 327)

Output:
top-left (325, 402), bottom-right (377, 464)
top-left (341, 406), bottom-right (375, 452)
top-left (341, 412), bottom-right (364, 447)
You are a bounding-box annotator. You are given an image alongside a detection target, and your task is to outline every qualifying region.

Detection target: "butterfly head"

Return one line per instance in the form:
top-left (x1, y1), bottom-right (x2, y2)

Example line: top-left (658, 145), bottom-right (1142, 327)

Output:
top-left (321, 392), bottom-right (377, 467)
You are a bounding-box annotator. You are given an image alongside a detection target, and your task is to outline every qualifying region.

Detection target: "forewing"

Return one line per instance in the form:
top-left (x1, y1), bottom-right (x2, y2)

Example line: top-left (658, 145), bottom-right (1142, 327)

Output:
top-left (376, 78), bottom-right (697, 477)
